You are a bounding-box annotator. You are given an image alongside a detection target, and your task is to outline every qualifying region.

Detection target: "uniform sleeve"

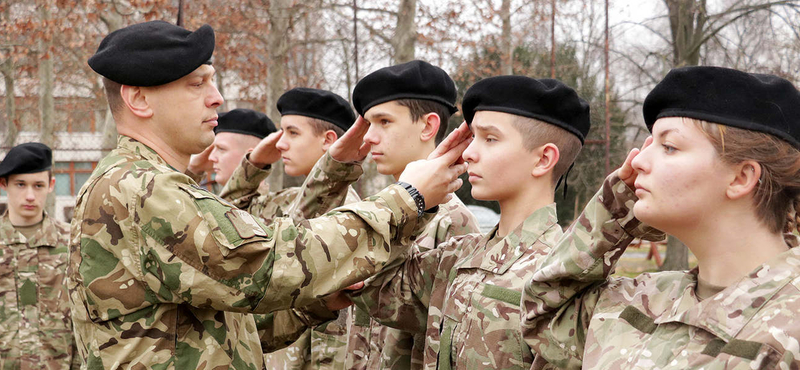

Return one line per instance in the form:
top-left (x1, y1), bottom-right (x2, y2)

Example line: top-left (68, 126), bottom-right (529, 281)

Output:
top-left (256, 299), bottom-right (338, 353)
top-left (218, 154), bottom-right (272, 210)
top-left (76, 169), bottom-right (422, 321)
top-left (347, 238), bottom-right (457, 334)
top-left (519, 172), bottom-right (664, 369)
top-left (285, 152), bottom-right (363, 221)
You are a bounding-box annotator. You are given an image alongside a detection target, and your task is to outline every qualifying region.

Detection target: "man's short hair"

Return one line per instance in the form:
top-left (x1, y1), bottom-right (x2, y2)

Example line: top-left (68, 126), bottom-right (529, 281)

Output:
top-left (307, 118), bottom-right (345, 138)
top-left (395, 99), bottom-right (452, 144)
top-left (102, 77), bottom-right (124, 116)
top-left (513, 116), bottom-right (583, 185)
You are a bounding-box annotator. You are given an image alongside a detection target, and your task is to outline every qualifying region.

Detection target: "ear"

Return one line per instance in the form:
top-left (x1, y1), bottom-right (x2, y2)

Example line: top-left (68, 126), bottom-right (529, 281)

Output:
top-left (120, 85), bottom-right (154, 118)
top-left (0, 177), bottom-right (6, 191)
top-left (419, 113), bottom-right (441, 143)
top-left (727, 160), bottom-right (760, 200)
top-left (321, 130), bottom-right (338, 151)
top-left (531, 143), bottom-right (560, 179)
top-left (48, 176), bottom-right (56, 193)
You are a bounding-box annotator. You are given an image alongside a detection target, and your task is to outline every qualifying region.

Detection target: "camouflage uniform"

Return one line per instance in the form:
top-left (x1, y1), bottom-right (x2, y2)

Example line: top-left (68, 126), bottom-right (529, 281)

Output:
top-left (348, 203), bottom-right (558, 370)
top-left (220, 154), bottom-right (361, 369)
top-left (519, 174), bottom-right (800, 369)
top-left (0, 211), bottom-right (76, 369)
top-left (67, 136), bottom-right (424, 369)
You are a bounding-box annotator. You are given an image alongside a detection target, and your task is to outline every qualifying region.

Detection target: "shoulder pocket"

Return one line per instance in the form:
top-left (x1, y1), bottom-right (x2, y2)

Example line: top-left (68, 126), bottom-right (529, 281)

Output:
top-left (177, 183), bottom-right (271, 255)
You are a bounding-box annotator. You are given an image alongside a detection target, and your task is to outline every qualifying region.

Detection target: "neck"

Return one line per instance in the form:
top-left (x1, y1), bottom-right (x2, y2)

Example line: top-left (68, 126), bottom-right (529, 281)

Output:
top-left (496, 183), bottom-right (555, 237)
top-left (393, 144), bottom-right (435, 182)
top-left (9, 210), bottom-right (44, 227)
top-left (118, 124), bottom-right (190, 172)
top-left (674, 206), bottom-right (789, 287)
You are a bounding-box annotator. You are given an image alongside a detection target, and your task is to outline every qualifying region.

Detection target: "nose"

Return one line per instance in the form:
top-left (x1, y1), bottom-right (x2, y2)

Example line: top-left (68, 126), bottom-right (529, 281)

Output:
top-left (631, 136), bottom-right (653, 174)
top-left (24, 187), bottom-right (36, 201)
top-left (208, 148), bottom-right (219, 163)
top-left (363, 123), bottom-right (380, 145)
top-left (276, 134), bottom-right (289, 151)
top-left (462, 139), bottom-right (478, 164)
top-left (207, 84), bottom-right (224, 108)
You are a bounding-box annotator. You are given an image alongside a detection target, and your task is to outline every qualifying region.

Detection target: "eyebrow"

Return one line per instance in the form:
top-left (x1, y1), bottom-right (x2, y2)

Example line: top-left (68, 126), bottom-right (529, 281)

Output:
top-left (365, 112), bottom-right (395, 121)
top-left (283, 124), bottom-right (300, 131)
top-left (657, 128), bottom-right (677, 140)
top-left (473, 123), bottom-right (501, 135)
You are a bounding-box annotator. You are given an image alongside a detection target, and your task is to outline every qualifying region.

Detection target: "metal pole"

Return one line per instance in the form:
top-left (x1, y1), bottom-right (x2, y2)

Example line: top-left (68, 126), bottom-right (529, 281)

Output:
top-left (353, 0), bottom-right (359, 81)
top-left (177, 0), bottom-right (184, 26)
top-left (550, 0), bottom-right (556, 78)
top-left (604, 0), bottom-right (611, 175)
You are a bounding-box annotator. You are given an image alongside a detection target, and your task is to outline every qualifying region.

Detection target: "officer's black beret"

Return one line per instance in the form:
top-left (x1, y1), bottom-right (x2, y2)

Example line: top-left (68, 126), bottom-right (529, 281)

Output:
top-left (352, 60), bottom-right (458, 117)
top-left (462, 76), bottom-right (591, 143)
top-left (88, 20), bottom-right (215, 87)
top-left (277, 88), bottom-right (356, 131)
top-left (0, 143), bottom-right (52, 178)
top-left (214, 109), bottom-right (277, 139)
top-left (644, 66), bottom-right (800, 148)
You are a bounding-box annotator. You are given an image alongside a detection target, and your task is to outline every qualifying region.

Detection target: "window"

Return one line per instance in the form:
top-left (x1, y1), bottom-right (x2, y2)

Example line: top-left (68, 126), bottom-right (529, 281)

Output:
top-left (54, 162), bottom-right (96, 196)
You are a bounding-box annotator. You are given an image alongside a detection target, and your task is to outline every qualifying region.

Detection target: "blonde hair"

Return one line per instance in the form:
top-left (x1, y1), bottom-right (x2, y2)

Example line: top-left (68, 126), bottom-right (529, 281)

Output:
top-left (691, 118), bottom-right (800, 238)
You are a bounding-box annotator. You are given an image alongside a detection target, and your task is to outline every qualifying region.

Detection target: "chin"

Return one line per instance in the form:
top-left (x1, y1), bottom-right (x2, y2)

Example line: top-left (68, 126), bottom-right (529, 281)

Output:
top-left (470, 188), bottom-right (493, 201)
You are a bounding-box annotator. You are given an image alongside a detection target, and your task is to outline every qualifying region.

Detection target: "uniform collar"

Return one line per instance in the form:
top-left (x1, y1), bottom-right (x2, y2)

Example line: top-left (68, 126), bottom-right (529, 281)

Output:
top-left (458, 204), bottom-right (559, 274)
top-left (655, 245), bottom-right (800, 342)
top-left (116, 135), bottom-right (178, 172)
top-left (0, 211), bottom-right (60, 248)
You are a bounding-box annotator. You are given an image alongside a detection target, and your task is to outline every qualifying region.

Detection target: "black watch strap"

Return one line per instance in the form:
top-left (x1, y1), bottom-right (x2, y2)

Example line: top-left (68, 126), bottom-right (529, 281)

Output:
top-left (396, 181), bottom-right (425, 218)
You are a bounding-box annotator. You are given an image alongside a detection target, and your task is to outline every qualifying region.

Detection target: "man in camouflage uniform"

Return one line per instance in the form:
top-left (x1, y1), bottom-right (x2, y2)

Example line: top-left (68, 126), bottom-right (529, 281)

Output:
top-left (187, 108), bottom-right (277, 191)
top-left (219, 87), bottom-right (362, 369)
top-left (0, 143), bottom-right (77, 369)
top-left (520, 67), bottom-right (800, 369)
top-left (323, 60), bottom-right (480, 370)
top-left (68, 20), bottom-right (469, 369)
top-left (345, 76), bottom-right (591, 369)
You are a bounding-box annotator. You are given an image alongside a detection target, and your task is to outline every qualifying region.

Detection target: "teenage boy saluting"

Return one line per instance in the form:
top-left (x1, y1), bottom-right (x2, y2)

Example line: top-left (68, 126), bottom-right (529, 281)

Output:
top-left (219, 87), bottom-right (361, 369)
top-left (0, 143), bottom-right (77, 369)
top-left (344, 76), bottom-right (591, 369)
top-left (69, 20), bottom-right (468, 369)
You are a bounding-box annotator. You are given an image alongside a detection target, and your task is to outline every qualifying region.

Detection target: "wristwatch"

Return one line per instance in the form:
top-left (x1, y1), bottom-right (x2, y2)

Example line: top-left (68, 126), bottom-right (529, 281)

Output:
top-left (396, 181), bottom-right (426, 218)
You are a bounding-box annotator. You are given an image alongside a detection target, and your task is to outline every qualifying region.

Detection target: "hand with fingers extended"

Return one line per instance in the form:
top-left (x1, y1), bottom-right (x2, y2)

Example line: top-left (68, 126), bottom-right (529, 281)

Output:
top-left (329, 116), bottom-right (372, 163)
top-left (188, 144), bottom-right (215, 175)
top-left (248, 130), bottom-right (284, 168)
top-left (398, 126), bottom-right (472, 209)
top-left (618, 135), bottom-right (653, 188)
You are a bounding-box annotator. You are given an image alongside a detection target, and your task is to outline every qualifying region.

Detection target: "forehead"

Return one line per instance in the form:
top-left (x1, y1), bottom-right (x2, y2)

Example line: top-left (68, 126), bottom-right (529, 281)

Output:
top-left (185, 64), bottom-right (216, 79)
top-left (364, 101), bottom-right (410, 120)
top-left (8, 171), bottom-right (50, 183)
top-left (280, 115), bottom-right (314, 130)
top-left (213, 132), bottom-right (249, 146)
top-left (471, 111), bottom-right (517, 131)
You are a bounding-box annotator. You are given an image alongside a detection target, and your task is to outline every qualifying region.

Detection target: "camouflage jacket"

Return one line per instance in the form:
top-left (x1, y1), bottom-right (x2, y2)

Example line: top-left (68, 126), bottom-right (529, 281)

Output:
top-left (520, 174), bottom-right (800, 369)
top-left (346, 194), bottom-right (480, 370)
top-left (347, 204), bottom-right (558, 370)
top-left (67, 136), bottom-right (423, 370)
top-left (0, 211), bottom-right (76, 370)
top-left (220, 153), bottom-right (361, 369)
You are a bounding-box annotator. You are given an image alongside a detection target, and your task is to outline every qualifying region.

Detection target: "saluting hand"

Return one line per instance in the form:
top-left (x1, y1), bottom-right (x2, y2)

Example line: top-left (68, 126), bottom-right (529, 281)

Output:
top-left (249, 130), bottom-right (284, 167)
top-left (188, 144), bottom-right (215, 175)
top-left (618, 135), bottom-right (653, 188)
top-left (329, 116), bottom-right (372, 163)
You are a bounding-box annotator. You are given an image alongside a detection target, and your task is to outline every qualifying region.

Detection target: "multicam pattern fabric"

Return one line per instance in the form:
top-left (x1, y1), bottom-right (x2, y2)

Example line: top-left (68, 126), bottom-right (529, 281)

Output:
top-left (347, 203), bottom-right (558, 370)
top-left (519, 174), bottom-right (800, 369)
top-left (0, 211), bottom-right (76, 370)
top-left (67, 136), bottom-right (422, 370)
top-left (345, 195), bottom-right (480, 370)
top-left (220, 153), bottom-right (361, 369)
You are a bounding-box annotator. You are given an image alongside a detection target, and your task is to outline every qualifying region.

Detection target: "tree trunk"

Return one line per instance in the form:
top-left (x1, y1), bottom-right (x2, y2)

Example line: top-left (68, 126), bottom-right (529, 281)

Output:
top-left (392, 0), bottom-right (417, 63)
top-left (500, 0), bottom-right (513, 75)
top-left (1, 60), bottom-right (17, 149)
top-left (664, 0), bottom-right (706, 67)
top-left (99, 11), bottom-right (123, 155)
top-left (659, 235), bottom-right (690, 271)
top-left (266, 0), bottom-right (293, 191)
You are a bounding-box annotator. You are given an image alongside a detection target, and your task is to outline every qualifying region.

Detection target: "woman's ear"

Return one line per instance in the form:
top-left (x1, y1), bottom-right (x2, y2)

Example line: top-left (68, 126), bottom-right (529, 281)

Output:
top-left (727, 160), bottom-right (761, 200)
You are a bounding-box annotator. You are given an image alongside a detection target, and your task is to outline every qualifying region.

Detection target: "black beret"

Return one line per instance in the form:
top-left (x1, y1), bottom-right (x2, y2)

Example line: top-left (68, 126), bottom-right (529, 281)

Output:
top-left (462, 76), bottom-right (591, 143)
top-left (88, 20), bottom-right (215, 86)
top-left (214, 109), bottom-right (277, 139)
top-left (277, 88), bottom-right (356, 131)
top-left (0, 143), bottom-right (52, 178)
top-left (644, 66), bottom-right (800, 148)
top-left (352, 60), bottom-right (458, 117)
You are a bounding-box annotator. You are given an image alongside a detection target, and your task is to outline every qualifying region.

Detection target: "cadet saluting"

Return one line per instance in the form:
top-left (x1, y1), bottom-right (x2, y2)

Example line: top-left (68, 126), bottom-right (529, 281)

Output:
top-left (68, 20), bottom-right (468, 369)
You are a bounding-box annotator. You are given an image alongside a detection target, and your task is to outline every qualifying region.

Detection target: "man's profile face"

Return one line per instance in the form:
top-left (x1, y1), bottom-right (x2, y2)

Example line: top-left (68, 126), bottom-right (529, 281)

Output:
top-left (144, 65), bottom-right (224, 157)
top-left (0, 171), bottom-right (54, 223)
top-left (275, 115), bottom-right (327, 177)
top-left (208, 132), bottom-right (257, 186)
